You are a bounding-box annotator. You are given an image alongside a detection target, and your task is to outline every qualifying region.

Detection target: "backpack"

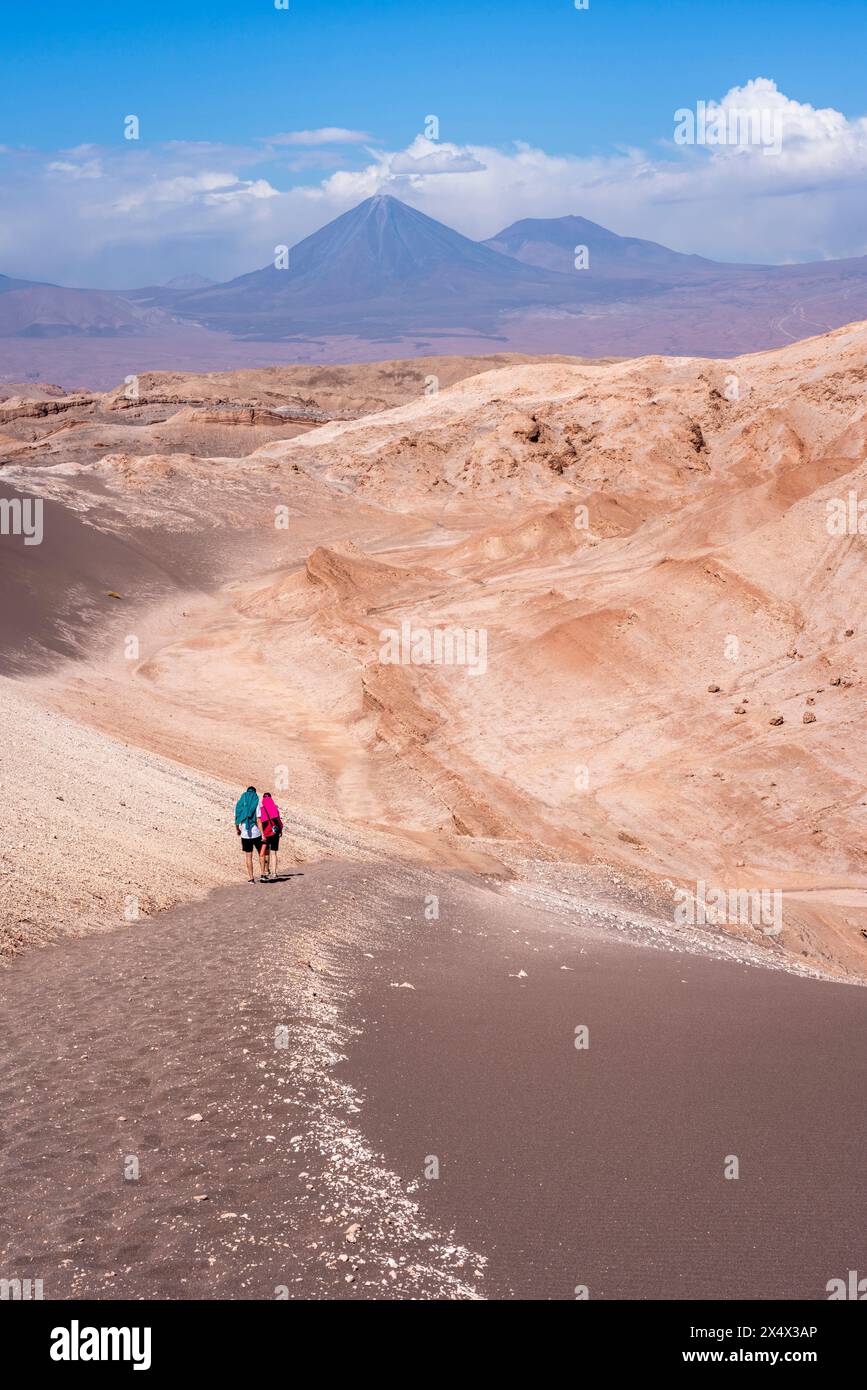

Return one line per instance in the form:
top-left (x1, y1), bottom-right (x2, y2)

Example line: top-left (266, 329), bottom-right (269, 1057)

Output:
top-left (260, 794), bottom-right (283, 836)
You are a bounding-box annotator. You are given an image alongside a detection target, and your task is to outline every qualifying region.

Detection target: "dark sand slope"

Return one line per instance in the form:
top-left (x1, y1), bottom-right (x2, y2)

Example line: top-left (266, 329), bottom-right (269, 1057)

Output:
top-left (0, 486), bottom-right (187, 675)
top-left (1, 860), bottom-right (863, 1301)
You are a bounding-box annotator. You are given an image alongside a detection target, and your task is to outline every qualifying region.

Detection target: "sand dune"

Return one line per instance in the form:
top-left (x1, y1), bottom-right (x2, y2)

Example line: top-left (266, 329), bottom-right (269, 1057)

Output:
top-left (3, 325), bottom-right (867, 975)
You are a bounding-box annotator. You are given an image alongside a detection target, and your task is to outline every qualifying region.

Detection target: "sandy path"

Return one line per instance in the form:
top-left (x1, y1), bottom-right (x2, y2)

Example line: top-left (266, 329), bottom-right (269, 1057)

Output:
top-left (347, 878), bottom-right (867, 1300)
top-left (1, 858), bottom-right (863, 1301)
top-left (0, 860), bottom-right (484, 1300)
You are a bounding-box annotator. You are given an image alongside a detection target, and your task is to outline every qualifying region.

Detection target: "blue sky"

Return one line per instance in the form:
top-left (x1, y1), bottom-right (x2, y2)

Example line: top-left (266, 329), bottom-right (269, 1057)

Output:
top-left (4, 0), bottom-right (865, 159)
top-left (2, 1), bottom-right (867, 285)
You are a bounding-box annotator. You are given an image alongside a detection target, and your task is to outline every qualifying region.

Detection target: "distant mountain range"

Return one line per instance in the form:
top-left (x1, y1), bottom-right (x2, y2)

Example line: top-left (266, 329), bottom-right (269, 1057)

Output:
top-left (0, 272), bottom-right (151, 338)
top-left (126, 196), bottom-right (581, 338)
top-left (3, 195), bottom-right (867, 364)
top-left (482, 213), bottom-right (722, 280)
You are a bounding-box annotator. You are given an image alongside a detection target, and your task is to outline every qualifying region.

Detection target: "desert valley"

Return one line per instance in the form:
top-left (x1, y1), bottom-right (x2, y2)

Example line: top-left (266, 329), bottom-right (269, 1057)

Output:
top-left (3, 0), bottom-right (867, 1325)
top-left (2, 323), bottom-right (867, 975)
top-left (2, 318), bottom-right (866, 1303)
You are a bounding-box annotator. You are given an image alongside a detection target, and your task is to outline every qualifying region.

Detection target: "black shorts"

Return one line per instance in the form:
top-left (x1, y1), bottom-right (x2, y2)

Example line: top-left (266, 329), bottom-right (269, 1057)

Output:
top-left (263, 833), bottom-right (281, 852)
top-left (240, 836), bottom-right (262, 853)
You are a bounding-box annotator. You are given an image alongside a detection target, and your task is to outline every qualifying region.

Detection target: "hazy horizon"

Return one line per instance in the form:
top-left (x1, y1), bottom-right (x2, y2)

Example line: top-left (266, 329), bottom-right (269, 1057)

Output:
top-left (4, 191), bottom-right (863, 296)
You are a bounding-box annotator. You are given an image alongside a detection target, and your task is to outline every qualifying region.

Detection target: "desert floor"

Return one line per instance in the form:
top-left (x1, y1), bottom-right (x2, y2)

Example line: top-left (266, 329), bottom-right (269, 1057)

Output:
top-left (1, 334), bottom-right (866, 1299)
top-left (1, 859), bottom-right (864, 1300)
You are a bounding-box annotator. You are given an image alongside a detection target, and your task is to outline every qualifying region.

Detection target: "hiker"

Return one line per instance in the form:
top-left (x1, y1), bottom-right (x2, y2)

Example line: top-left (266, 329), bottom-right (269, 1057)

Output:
top-left (235, 785), bottom-right (265, 883)
top-left (258, 791), bottom-right (283, 882)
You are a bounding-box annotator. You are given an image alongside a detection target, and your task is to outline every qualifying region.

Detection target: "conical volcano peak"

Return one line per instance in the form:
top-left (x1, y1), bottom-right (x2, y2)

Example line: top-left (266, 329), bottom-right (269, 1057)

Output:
top-left (178, 191), bottom-right (567, 338)
top-left (329, 192), bottom-right (462, 241)
top-left (338, 192), bottom-right (419, 225)
top-left (282, 191), bottom-right (547, 290)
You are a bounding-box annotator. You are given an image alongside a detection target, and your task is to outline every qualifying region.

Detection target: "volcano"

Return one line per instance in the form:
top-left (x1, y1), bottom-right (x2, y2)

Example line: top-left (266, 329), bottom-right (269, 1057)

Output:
top-left (166, 194), bottom-right (579, 339)
top-left (482, 214), bottom-right (724, 281)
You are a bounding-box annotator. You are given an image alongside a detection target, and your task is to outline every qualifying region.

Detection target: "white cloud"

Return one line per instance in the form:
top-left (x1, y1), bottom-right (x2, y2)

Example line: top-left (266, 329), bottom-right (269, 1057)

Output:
top-left (0, 80), bottom-right (865, 288)
top-left (47, 158), bottom-right (103, 180)
top-left (390, 137), bottom-right (485, 176)
top-left (716, 77), bottom-right (858, 149)
top-left (114, 172), bottom-right (245, 211)
top-left (264, 128), bottom-right (372, 146)
top-left (206, 178), bottom-right (280, 204)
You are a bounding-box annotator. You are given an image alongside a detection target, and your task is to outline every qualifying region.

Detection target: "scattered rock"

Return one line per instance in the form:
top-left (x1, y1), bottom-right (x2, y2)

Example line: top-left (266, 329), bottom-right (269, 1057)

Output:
top-left (803, 711), bottom-right (816, 724)
top-left (707, 684), bottom-right (721, 693)
top-left (769, 715), bottom-right (784, 726)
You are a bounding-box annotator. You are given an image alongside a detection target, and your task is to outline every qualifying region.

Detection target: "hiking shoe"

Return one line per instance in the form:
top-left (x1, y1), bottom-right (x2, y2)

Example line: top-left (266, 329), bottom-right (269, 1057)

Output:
top-left (261, 873), bottom-right (270, 882)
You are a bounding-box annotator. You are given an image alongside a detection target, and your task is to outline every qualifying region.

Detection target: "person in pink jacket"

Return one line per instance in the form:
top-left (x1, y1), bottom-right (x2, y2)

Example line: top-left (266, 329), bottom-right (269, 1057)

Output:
top-left (257, 792), bottom-right (284, 882)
